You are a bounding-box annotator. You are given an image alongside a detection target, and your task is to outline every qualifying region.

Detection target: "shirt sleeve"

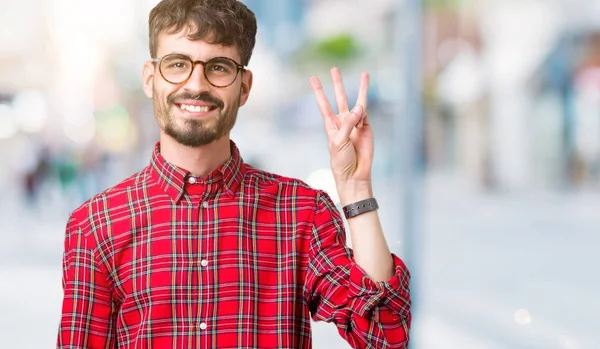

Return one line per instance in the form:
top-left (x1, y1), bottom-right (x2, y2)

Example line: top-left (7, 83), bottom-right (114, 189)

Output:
top-left (303, 191), bottom-right (411, 349)
top-left (57, 214), bottom-right (117, 349)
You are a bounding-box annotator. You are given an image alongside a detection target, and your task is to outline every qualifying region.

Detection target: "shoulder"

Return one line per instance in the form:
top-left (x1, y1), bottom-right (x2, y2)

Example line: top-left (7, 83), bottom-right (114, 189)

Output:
top-left (243, 165), bottom-right (321, 197)
top-left (68, 166), bottom-right (153, 232)
top-left (242, 165), bottom-right (338, 209)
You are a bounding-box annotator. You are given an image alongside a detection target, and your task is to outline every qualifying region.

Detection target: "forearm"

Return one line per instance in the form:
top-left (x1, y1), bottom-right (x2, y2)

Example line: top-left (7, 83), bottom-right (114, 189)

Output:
top-left (338, 180), bottom-right (394, 282)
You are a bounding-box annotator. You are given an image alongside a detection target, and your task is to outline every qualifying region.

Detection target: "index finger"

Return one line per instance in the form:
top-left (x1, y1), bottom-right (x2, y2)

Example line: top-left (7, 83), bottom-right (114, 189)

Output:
top-left (356, 72), bottom-right (370, 112)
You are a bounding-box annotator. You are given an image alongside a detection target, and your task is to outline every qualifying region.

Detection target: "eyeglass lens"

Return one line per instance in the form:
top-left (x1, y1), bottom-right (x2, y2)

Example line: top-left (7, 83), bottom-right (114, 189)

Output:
top-left (160, 54), bottom-right (239, 86)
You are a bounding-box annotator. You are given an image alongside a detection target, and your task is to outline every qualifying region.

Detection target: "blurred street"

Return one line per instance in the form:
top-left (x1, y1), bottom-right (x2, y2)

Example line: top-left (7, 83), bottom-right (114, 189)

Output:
top-left (1, 173), bottom-right (598, 349)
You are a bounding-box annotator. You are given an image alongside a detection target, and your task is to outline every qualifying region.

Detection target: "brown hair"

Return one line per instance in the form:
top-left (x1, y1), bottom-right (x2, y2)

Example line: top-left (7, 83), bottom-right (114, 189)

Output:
top-left (149, 0), bottom-right (257, 66)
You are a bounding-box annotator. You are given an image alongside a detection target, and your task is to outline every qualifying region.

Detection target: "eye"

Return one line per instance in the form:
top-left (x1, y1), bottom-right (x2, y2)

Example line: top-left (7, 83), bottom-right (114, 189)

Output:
top-left (161, 55), bottom-right (191, 70)
top-left (169, 61), bottom-right (189, 69)
top-left (210, 64), bottom-right (230, 73)
top-left (206, 58), bottom-right (238, 74)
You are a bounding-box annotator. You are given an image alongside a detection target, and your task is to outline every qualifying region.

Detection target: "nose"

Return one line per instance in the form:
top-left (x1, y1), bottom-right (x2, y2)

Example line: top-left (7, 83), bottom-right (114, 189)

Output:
top-left (183, 62), bottom-right (211, 93)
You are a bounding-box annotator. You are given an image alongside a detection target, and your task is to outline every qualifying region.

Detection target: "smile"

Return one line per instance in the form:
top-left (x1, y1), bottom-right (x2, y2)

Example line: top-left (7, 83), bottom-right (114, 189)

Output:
top-left (180, 103), bottom-right (217, 112)
top-left (175, 103), bottom-right (219, 116)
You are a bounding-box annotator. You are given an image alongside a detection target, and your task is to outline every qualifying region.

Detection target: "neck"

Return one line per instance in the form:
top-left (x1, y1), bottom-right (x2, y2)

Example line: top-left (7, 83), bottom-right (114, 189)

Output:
top-left (159, 133), bottom-right (231, 177)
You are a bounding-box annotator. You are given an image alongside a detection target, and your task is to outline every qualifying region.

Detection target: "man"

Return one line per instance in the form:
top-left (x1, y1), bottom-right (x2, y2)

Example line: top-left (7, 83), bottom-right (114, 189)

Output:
top-left (57, 0), bottom-right (411, 348)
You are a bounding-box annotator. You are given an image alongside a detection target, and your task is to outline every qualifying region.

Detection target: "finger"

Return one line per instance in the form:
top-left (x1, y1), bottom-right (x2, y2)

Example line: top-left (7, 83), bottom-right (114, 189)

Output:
top-left (310, 76), bottom-right (337, 131)
top-left (356, 72), bottom-right (370, 112)
top-left (331, 67), bottom-right (349, 115)
top-left (358, 113), bottom-right (370, 128)
top-left (339, 104), bottom-right (363, 139)
top-left (362, 113), bottom-right (370, 126)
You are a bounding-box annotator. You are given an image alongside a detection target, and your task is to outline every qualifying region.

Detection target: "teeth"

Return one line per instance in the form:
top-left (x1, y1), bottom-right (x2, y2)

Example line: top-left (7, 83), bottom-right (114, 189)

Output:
top-left (180, 104), bottom-right (210, 113)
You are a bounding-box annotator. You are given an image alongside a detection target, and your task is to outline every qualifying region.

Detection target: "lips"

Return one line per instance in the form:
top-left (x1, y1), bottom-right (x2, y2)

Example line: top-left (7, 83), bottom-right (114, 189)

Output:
top-left (178, 103), bottom-right (215, 113)
top-left (167, 92), bottom-right (224, 115)
top-left (172, 100), bottom-right (220, 116)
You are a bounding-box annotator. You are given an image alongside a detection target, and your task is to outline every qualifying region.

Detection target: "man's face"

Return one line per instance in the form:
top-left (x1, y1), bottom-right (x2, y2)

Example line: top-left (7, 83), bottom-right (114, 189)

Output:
top-left (142, 29), bottom-right (253, 147)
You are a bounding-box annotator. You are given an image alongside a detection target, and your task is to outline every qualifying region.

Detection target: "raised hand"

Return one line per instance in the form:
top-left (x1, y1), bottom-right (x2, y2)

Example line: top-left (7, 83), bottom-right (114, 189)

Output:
top-left (310, 67), bottom-right (373, 202)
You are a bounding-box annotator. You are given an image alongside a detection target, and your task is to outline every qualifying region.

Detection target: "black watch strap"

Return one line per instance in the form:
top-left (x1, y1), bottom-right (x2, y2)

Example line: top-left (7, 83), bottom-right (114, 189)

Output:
top-left (342, 198), bottom-right (379, 219)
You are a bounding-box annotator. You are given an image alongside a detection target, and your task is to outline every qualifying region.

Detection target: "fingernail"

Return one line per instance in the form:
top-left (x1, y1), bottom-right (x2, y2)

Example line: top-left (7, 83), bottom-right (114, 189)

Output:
top-left (351, 105), bottom-right (363, 114)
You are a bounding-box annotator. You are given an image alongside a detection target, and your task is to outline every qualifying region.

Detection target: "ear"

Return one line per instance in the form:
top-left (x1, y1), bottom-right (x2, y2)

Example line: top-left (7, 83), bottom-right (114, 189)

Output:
top-left (239, 69), bottom-right (253, 107)
top-left (142, 61), bottom-right (156, 99)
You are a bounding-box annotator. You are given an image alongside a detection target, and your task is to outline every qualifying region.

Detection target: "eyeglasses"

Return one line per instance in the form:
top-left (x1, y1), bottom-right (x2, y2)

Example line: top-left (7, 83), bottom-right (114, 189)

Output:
top-left (151, 54), bottom-right (245, 88)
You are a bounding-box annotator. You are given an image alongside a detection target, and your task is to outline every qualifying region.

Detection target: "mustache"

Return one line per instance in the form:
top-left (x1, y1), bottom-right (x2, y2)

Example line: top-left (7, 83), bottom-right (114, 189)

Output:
top-left (168, 92), bottom-right (224, 109)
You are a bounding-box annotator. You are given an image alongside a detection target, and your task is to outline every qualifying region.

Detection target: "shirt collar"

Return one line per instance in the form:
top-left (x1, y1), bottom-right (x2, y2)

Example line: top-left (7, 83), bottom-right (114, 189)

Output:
top-left (150, 140), bottom-right (246, 202)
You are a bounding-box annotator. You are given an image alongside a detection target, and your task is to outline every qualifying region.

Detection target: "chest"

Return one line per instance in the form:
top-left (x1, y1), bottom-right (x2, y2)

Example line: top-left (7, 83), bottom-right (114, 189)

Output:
top-left (108, 199), bottom-right (312, 309)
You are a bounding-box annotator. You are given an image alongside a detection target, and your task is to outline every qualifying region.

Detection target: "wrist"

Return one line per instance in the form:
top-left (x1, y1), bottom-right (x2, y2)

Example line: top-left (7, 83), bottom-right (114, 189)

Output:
top-left (336, 180), bottom-right (373, 206)
top-left (342, 197), bottom-right (379, 219)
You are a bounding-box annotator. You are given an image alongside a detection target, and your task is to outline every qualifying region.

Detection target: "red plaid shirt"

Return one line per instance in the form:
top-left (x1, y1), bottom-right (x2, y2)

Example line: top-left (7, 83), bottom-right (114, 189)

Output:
top-left (57, 141), bottom-right (411, 349)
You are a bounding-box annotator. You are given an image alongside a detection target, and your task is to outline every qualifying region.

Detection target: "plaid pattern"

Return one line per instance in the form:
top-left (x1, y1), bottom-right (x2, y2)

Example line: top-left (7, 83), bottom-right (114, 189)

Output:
top-left (57, 141), bottom-right (411, 349)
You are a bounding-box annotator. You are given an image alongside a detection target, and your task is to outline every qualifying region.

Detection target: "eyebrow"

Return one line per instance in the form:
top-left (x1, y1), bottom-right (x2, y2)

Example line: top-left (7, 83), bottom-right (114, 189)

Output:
top-left (165, 52), bottom-right (219, 60)
top-left (162, 52), bottom-right (241, 64)
top-left (168, 51), bottom-right (193, 57)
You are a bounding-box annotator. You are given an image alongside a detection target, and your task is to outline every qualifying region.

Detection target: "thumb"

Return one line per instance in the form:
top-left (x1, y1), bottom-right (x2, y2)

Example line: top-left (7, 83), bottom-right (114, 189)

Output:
top-left (339, 104), bottom-right (363, 139)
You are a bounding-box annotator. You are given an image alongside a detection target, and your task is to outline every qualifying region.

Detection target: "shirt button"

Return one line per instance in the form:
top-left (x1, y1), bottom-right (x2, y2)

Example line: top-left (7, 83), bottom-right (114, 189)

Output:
top-left (200, 259), bottom-right (209, 267)
top-left (188, 176), bottom-right (197, 184)
top-left (202, 201), bottom-right (209, 208)
top-left (199, 322), bottom-right (207, 330)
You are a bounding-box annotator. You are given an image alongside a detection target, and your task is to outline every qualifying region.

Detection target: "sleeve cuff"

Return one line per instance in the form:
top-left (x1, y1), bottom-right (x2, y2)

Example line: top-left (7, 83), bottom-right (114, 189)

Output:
top-left (347, 254), bottom-right (411, 318)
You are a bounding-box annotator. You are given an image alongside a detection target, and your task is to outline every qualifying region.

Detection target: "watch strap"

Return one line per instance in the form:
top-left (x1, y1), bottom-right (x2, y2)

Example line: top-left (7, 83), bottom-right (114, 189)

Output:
top-left (342, 198), bottom-right (379, 219)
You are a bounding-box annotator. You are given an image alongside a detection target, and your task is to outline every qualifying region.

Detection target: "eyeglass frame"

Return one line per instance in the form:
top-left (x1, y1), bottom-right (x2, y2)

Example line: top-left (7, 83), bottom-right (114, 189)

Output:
top-left (151, 53), bottom-right (246, 88)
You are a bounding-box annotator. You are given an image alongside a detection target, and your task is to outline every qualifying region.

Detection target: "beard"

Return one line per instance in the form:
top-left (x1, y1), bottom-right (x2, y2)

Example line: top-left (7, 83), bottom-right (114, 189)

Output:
top-left (153, 89), bottom-right (240, 147)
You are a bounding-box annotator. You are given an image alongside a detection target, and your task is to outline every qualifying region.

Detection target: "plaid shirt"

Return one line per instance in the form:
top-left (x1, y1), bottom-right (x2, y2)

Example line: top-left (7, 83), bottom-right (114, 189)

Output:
top-left (58, 141), bottom-right (411, 349)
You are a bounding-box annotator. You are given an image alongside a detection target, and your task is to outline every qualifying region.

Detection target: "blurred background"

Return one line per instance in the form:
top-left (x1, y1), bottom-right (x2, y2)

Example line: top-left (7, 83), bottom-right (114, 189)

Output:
top-left (0, 0), bottom-right (599, 348)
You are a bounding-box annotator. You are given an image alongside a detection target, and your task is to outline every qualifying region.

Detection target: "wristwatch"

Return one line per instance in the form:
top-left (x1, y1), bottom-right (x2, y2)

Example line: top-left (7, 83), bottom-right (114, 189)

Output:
top-left (342, 198), bottom-right (379, 219)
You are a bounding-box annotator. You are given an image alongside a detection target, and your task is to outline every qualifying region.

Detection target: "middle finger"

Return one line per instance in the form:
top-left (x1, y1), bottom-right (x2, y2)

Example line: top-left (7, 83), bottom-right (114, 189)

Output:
top-left (331, 67), bottom-right (349, 115)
